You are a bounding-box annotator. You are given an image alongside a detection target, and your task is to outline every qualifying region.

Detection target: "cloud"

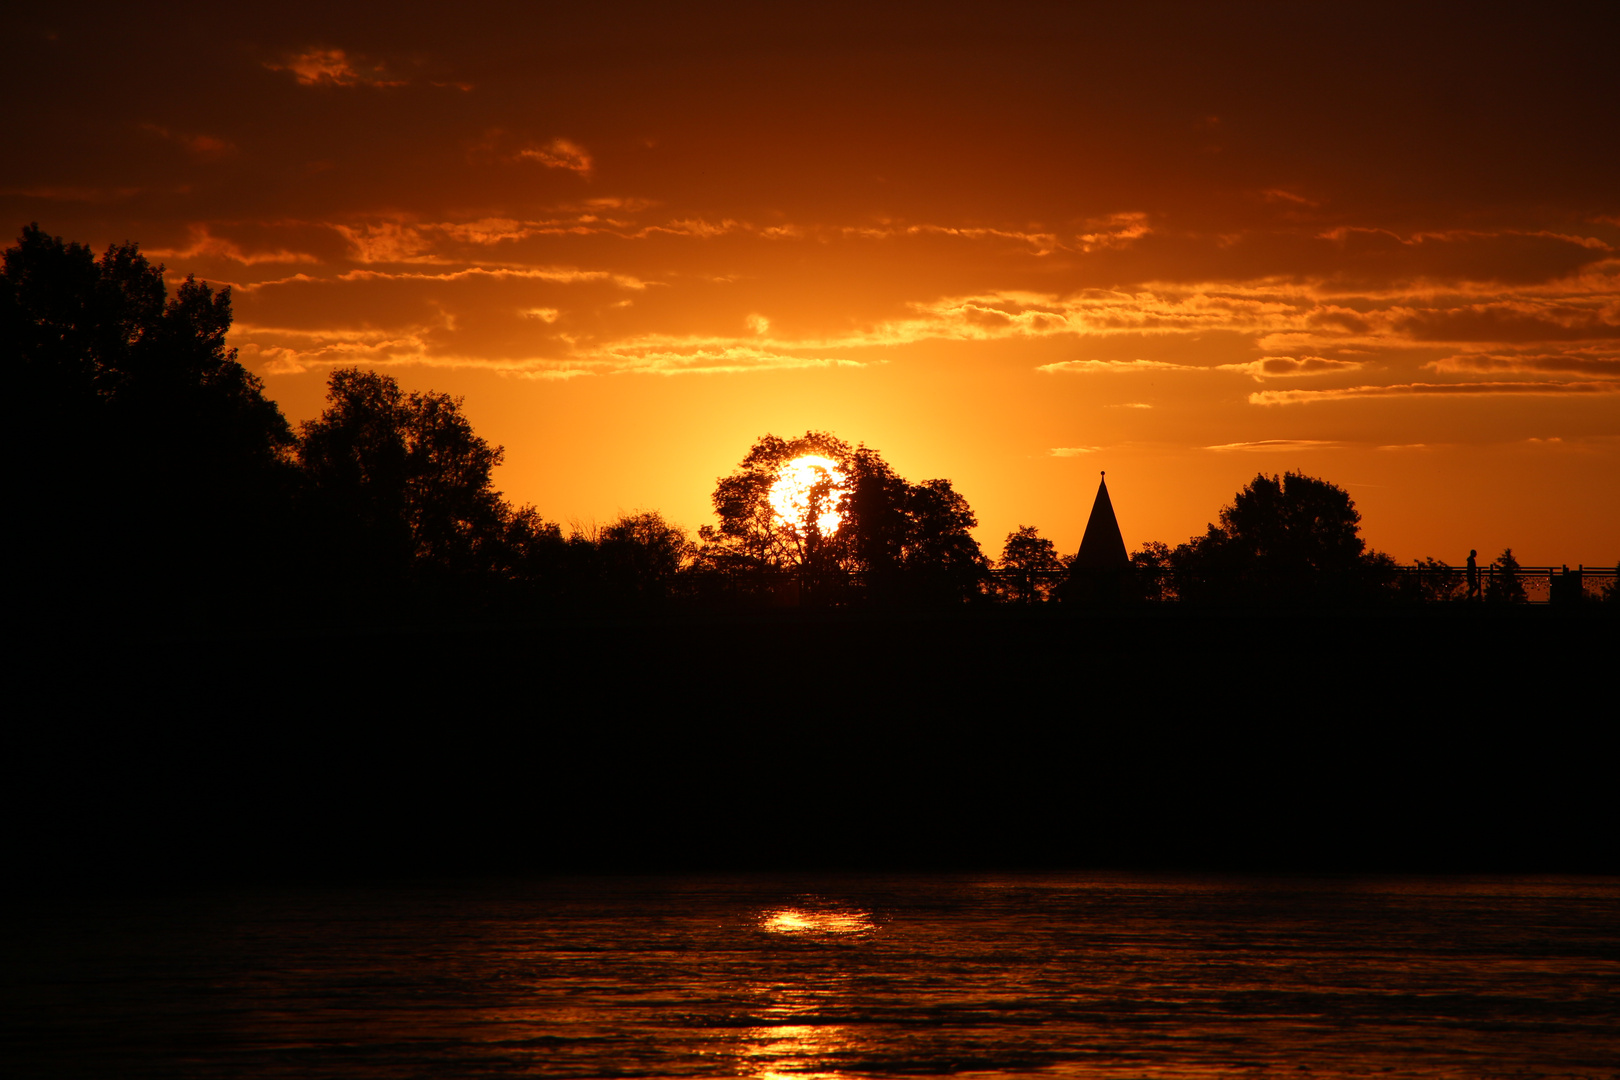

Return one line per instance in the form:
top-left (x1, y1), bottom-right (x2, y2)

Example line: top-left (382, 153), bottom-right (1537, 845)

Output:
top-left (581, 196), bottom-right (656, 212)
top-left (1107, 402), bottom-right (1153, 409)
top-left (1397, 300), bottom-right (1620, 343)
top-left (1427, 351), bottom-right (1620, 378)
top-left (1216, 356), bottom-right (1368, 379)
top-left (139, 124), bottom-right (235, 160)
top-left (1077, 212), bottom-right (1151, 253)
top-left (332, 222), bottom-right (441, 263)
top-left (1204, 439), bottom-right (1347, 451)
top-left (1050, 446), bottom-right (1103, 456)
top-left (544, 344), bottom-right (867, 378)
top-left (214, 211), bottom-right (1619, 390)
top-left (644, 218), bottom-right (742, 238)
top-left (328, 265), bottom-right (650, 290)
top-left (518, 138), bottom-right (593, 176)
top-left (266, 48), bottom-right (406, 88)
top-left (146, 225), bottom-right (318, 266)
top-left (1262, 189), bottom-right (1320, 207)
top-left (1250, 381), bottom-right (1620, 405)
top-left (1039, 358), bottom-right (1202, 374)
top-left (237, 317), bottom-right (868, 379)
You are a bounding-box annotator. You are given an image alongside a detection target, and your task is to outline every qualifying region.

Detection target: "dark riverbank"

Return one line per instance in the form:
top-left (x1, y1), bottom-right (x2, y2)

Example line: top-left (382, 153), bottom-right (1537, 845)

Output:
top-left (12, 606), bottom-right (1615, 888)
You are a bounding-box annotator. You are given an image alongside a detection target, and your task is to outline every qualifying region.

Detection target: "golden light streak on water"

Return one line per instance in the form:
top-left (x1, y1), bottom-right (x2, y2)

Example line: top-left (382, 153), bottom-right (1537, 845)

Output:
top-left (760, 906), bottom-right (874, 934)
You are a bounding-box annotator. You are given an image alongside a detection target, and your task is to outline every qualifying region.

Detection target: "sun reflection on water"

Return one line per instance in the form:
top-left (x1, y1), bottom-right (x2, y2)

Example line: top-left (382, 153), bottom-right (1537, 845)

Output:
top-left (760, 906), bottom-right (875, 935)
top-left (746, 1023), bottom-right (852, 1080)
top-left (744, 908), bottom-right (875, 1078)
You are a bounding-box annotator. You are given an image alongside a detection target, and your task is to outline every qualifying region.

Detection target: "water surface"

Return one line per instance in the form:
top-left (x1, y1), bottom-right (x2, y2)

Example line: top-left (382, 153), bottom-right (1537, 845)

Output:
top-left (6, 876), bottom-right (1617, 1078)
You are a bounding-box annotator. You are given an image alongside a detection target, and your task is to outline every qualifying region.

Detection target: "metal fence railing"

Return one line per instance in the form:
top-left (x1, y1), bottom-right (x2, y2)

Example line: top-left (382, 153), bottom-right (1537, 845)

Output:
top-left (690, 565), bottom-right (1616, 605)
top-left (1390, 563), bottom-right (1615, 604)
top-left (981, 565), bottom-right (1617, 604)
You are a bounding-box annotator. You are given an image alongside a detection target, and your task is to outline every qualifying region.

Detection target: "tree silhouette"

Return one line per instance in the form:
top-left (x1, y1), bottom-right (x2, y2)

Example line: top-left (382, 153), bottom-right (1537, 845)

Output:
top-left (701, 431), bottom-right (853, 573)
top-left (1169, 471), bottom-right (1389, 604)
top-left (897, 477), bottom-right (988, 603)
top-left (1129, 540), bottom-right (1174, 602)
top-left (1486, 548), bottom-right (1527, 604)
top-left (1413, 557), bottom-right (1465, 602)
top-left (298, 367), bottom-right (507, 601)
top-left (700, 432), bottom-right (987, 605)
top-left (596, 511), bottom-right (693, 605)
top-left (5, 224), bottom-right (297, 621)
top-left (999, 526), bottom-right (1064, 603)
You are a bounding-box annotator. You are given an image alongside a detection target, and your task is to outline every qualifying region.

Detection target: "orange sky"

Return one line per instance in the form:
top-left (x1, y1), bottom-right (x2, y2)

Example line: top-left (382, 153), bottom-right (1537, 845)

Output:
top-left (7, 3), bottom-right (1618, 564)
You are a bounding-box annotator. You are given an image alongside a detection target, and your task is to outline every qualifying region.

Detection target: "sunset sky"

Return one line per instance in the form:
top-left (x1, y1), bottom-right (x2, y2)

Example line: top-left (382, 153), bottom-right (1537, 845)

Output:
top-left (7, 2), bottom-right (1617, 564)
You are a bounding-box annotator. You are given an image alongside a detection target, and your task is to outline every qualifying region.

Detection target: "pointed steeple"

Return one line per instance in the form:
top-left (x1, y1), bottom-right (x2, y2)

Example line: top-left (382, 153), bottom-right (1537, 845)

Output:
top-left (1073, 471), bottom-right (1129, 570)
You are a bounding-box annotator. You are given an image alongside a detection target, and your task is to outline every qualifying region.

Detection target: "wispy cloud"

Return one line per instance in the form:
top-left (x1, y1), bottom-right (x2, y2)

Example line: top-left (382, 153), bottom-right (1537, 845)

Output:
top-left (1250, 381), bottom-right (1620, 405)
top-left (1039, 359), bottom-right (1201, 374)
top-left (265, 48), bottom-right (406, 88)
top-left (1216, 356), bottom-right (1368, 379)
top-left (1077, 212), bottom-right (1151, 253)
top-left (1204, 439), bottom-right (1348, 452)
top-left (146, 225), bottom-right (318, 266)
top-left (237, 322), bottom-right (870, 379)
top-left (139, 124), bottom-right (235, 160)
top-left (247, 262), bottom-right (654, 291)
top-left (1427, 350), bottom-right (1620, 377)
top-left (1262, 189), bottom-right (1321, 208)
top-left (518, 138), bottom-right (593, 176)
top-left (1050, 446), bottom-right (1103, 456)
top-left (331, 265), bottom-right (651, 289)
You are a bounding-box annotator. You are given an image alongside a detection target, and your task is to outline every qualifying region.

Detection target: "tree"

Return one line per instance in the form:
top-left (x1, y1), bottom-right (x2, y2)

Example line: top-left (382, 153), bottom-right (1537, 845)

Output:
top-left (998, 526), bottom-right (1064, 603)
top-left (898, 477), bottom-right (989, 603)
top-left (297, 367), bottom-right (507, 598)
top-left (4, 224), bottom-right (298, 621)
top-left (1129, 540), bottom-right (1174, 602)
top-left (701, 430), bottom-right (854, 573)
top-left (596, 511), bottom-right (693, 605)
top-left (1169, 471), bottom-right (1389, 605)
top-left (699, 432), bottom-right (987, 606)
top-left (1485, 548), bottom-right (1527, 604)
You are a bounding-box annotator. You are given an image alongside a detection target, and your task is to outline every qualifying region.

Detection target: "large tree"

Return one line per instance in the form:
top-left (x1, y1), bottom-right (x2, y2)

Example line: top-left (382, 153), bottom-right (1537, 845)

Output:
top-left (700, 432), bottom-right (986, 604)
top-left (998, 526), bottom-right (1066, 603)
top-left (4, 224), bottom-right (297, 621)
top-left (700, 431), bottom-right (854, 573)
top-left (298, 367), bottom-right (508, 598)
top-left (1170, 471), bottom-right (1392, 604)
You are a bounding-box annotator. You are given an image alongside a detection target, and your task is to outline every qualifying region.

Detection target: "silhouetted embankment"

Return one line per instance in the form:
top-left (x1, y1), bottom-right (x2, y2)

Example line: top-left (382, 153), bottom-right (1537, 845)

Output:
top-left (12, 605), bottom-right (1615, 892)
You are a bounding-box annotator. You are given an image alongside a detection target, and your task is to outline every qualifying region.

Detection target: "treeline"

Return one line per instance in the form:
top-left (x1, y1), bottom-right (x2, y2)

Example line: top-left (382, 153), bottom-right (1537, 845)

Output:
top-left (8, 226), bottom-right (1612, 627)
top-left (5, 225), bottom-right (685, 626)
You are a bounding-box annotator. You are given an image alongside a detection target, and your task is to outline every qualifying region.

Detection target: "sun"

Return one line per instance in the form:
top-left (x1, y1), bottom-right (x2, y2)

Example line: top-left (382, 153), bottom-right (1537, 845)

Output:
top-left (768, 455), bottom-right (849, 538)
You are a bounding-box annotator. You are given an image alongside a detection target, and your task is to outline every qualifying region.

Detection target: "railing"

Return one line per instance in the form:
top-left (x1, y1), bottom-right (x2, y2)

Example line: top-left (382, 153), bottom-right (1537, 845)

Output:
top-left (683, 565), bottom-right (1616, 606)
top-left (987, 565), bottom-right (1616, 604)
top-left (1390, 563), bottom-right (1615, 604)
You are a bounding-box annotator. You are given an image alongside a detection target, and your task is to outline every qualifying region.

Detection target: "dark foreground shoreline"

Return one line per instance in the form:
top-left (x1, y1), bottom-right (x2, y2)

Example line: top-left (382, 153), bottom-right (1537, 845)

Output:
top-left (12, 605), bottom-right (1616, 889)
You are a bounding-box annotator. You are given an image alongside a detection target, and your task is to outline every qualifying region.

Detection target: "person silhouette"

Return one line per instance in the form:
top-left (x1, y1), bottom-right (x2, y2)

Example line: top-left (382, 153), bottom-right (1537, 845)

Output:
top-left (1466, 549), bottom-right (1480, 601)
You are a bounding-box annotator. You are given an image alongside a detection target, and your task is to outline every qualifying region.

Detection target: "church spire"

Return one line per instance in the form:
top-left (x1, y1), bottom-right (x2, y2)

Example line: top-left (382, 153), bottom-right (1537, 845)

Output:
top-left (1073, 471), bottom-right (1129, 570)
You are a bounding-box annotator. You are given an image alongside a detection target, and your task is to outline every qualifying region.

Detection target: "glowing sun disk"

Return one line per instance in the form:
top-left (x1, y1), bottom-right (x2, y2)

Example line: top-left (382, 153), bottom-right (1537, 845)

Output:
top-left (768, 456), bottom-right (848, 537)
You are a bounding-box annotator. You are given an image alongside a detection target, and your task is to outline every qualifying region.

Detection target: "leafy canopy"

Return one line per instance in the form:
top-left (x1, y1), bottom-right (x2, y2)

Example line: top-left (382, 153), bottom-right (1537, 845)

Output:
top-left (702, 431), bottom-right (988, 601)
